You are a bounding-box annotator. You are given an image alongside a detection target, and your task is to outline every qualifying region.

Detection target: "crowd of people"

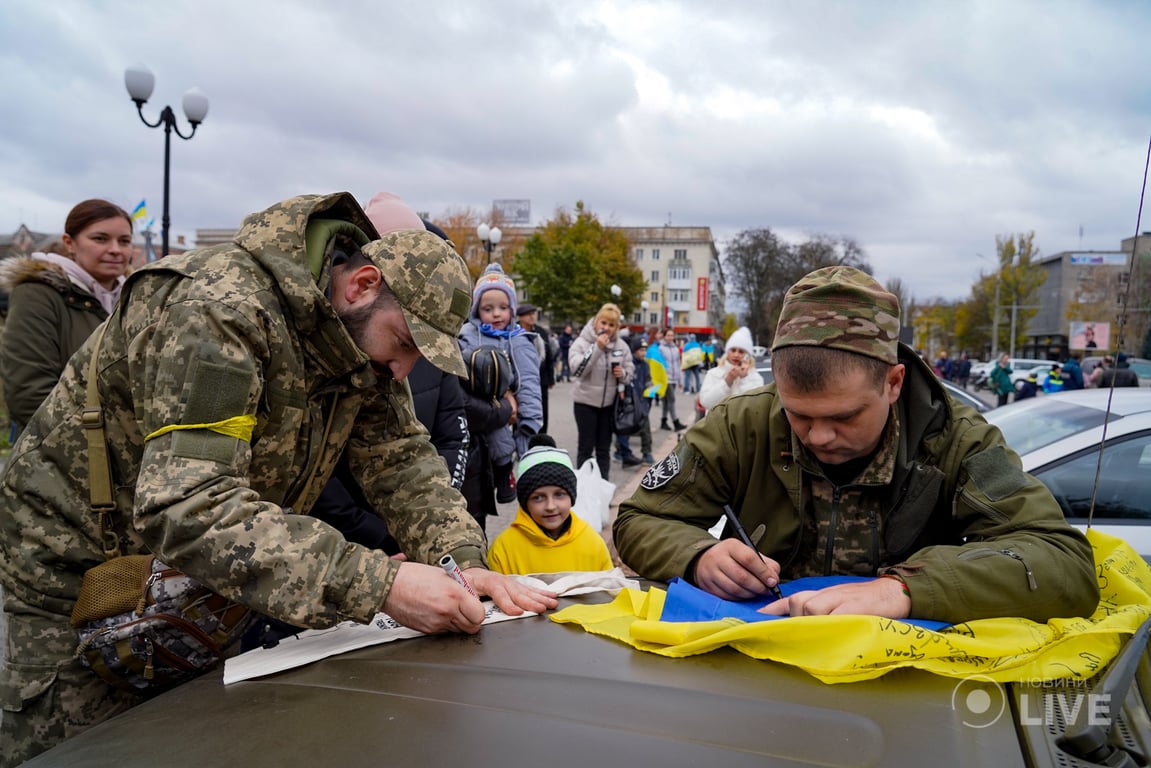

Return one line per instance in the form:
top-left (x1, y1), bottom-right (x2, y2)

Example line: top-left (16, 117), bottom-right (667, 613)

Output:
top-left (0, 194), bottom-right (1108, 763)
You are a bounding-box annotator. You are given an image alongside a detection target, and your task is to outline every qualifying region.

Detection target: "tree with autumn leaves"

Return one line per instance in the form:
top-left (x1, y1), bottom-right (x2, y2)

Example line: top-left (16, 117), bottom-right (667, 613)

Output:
top-left (507, 201), bottom-right (645, 327)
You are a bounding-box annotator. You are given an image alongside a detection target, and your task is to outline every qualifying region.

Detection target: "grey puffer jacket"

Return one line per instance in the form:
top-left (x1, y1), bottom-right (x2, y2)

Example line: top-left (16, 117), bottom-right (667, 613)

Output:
top-left (568, 319), bottom-right (634, 408)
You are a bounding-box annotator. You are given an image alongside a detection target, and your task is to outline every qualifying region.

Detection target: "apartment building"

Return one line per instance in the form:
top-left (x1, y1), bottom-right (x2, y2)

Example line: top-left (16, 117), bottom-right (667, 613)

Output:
top-left (618, 226), bottom-right (723, 337)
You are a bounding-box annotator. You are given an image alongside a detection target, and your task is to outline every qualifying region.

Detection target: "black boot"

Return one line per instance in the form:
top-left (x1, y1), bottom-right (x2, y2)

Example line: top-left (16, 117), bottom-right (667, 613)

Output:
top-left (673, 420), bottom-right (688, 431)
top-left (660, 420), bottom-right (671, 431)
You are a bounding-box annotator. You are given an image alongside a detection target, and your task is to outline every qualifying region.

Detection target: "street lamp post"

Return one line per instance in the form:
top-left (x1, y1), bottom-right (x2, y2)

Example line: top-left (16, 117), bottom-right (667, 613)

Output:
top-left (476, 223), bottom-right (502, 264)
top-left (977, 253), bottom-right (1002, 358)
top-left (124, 64), bottom-right (209, 258)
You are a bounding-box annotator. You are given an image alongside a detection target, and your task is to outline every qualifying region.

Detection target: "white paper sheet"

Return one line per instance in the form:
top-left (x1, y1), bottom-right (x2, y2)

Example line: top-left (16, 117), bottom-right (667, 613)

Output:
top-left (223, 568), bottom-right (638, 685)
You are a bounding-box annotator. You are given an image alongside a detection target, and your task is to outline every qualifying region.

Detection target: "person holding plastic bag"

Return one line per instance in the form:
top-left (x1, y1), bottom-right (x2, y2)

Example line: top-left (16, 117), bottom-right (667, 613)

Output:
top-left (569, 303), bottom-right (634, 480)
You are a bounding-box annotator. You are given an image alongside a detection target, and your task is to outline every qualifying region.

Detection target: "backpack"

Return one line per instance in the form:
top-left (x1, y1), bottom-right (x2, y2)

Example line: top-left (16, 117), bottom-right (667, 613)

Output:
top-left (463, 346), bottom-right (514, 400)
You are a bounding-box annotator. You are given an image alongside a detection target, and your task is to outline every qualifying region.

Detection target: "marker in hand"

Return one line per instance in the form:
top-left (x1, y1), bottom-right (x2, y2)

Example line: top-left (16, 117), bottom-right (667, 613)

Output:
top-left (722, 504), bottom-right (783, 601)
top-left (439, 554), bottom-right (478, 598)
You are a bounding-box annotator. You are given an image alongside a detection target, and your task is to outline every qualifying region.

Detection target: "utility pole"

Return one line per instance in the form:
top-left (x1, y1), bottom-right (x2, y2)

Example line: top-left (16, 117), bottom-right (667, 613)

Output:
top-left (991, 276), bottom-right (1001, 357)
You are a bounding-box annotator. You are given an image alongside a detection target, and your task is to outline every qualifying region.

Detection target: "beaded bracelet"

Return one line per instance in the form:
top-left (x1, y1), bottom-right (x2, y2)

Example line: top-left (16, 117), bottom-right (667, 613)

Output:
top-left (880, 573), bottom-right (911, 597)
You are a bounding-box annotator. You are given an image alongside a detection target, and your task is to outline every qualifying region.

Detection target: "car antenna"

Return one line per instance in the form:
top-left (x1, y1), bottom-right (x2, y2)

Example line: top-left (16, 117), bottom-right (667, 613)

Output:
top-left (1083, 134), bottom-right (1151, 530)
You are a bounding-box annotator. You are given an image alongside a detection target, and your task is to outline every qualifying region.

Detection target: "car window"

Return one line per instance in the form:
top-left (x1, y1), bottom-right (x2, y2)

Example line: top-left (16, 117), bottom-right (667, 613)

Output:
top-left (1034, 432), bottom-right (1151, 521)
top-left (990, 400), bottom-right (1115, 453)
top-left (1129, 361), bottom-right (1151, 379)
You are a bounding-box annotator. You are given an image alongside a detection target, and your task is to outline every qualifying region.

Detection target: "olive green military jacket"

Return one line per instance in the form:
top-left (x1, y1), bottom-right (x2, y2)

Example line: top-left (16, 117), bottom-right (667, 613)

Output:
top-left (0, 256), bottom-right (111, 434)
top-left (614, 348), bottom-right (1099, 624)
top-left (0, 193), bottom-right (485, 629)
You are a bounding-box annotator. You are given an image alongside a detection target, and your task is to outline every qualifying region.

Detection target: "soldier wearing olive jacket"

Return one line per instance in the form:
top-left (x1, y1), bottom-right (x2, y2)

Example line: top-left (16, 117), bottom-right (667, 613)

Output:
top-left (614, 267), bottom-right (1098, 625)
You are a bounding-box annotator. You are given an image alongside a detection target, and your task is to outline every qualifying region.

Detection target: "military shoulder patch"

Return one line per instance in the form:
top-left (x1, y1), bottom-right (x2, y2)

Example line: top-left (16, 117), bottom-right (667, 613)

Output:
top-left (640, 453), bottom-right (680, 490)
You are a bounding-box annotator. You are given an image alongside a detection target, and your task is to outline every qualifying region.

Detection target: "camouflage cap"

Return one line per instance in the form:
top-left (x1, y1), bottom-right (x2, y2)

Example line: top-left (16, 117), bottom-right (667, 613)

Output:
top-left (771, 266), bottom-right (901, 365)
top-left (361, 230), bottom-right (472, 377)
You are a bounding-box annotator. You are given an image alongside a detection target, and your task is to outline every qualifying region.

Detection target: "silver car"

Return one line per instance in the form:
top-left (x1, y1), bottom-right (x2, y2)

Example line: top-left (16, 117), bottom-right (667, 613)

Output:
top-left (986, 389), bottom-right (1151, 557)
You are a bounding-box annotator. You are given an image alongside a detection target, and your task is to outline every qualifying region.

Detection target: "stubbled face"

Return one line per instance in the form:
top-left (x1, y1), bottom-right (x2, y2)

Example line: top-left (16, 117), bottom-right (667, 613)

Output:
top-left (339, 304), bottom-right (421, 381)
top-left (775, 364), bottom-right (903, 465)
top-left (477, 289), bottom-right (512, 329)
top-left (64, 216), bottom-right (132, 288)
top-left (524, 485), bottom-right (573, 535)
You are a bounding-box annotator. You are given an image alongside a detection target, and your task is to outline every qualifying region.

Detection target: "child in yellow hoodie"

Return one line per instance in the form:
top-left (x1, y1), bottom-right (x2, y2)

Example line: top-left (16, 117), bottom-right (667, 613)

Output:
top-left (488, 435), bottom-right (614, 575)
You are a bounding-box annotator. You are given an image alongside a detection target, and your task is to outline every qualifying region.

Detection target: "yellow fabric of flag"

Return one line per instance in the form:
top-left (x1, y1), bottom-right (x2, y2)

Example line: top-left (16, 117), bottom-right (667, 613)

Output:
top-left (551, 529), bottom-right (1151, 684)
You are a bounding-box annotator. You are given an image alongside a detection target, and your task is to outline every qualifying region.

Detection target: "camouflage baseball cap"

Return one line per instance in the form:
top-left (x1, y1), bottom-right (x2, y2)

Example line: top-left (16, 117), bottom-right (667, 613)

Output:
top-left (361, 230), bottom-right (471, 377)
top-left (771, 266), bottom-right (901, 365)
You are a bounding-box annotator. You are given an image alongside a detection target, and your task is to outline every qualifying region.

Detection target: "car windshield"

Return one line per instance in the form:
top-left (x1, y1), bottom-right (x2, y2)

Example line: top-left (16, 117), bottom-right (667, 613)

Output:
top-left (989, 400), bottom-right (1118, 454)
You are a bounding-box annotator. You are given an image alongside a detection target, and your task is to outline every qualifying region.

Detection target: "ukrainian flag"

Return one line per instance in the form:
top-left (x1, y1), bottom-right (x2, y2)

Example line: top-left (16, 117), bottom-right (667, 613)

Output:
top-left (644, 342), bottom-right (669, 398)
top-left (131, 200), bottom-right (147, 221)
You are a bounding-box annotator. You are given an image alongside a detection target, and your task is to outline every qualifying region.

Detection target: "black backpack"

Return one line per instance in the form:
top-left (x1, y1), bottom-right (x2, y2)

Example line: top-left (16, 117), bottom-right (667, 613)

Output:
top-left (464, 346), bottom-right (514, 400)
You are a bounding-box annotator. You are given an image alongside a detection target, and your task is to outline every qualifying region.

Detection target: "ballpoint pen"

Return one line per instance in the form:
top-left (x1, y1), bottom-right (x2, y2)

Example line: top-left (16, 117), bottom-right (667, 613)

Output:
top-left (723, 504), bottom-right (784, 601)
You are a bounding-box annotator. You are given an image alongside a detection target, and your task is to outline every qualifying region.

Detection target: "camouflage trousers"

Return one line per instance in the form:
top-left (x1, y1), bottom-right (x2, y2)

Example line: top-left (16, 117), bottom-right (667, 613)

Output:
top-left (1, 592), bottom-right (143, 767)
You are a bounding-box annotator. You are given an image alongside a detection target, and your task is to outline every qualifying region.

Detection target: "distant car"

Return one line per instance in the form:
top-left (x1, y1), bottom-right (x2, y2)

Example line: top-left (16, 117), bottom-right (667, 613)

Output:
top-left (755, 360), bottom-right (773, 384)
top-left (972, 358), bottom-right (1053, 392)
top-left (1083, 356), bottom-right (1151, 387)
top-left (986, 389), bottom-right (1151, 558)
top-left (750, 345), bottom-right (768, 360)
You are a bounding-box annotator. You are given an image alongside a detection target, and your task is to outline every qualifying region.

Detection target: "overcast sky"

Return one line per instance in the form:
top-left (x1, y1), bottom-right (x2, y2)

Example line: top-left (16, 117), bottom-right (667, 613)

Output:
top-left (2, 0), bottom-right (1148, 302)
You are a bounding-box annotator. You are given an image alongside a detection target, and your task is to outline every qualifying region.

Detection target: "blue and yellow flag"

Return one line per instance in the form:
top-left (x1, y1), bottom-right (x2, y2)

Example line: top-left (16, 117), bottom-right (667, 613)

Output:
top-left (644, 343), bottom-right (668, 398)
top-left (551, 529), bottom-right (1151, 684)
top-left (131, 200), bottom-right (147, 221)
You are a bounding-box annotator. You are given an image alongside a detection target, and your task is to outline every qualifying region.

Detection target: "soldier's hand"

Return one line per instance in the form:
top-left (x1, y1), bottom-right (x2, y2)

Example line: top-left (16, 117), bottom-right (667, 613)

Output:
top-left (383, 561), bottom-right (487, 634)
top-left (692, 539), bottom-right (780, 601)
top-left (465, 568), bottom-right (558, 615)
top-left (757, 577), bottom-right (911, 619)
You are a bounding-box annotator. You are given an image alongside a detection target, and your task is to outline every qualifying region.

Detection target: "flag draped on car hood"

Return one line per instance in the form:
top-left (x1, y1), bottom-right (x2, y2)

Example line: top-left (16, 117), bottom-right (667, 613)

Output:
top-left (552, 529), bottom-right (1151, 684)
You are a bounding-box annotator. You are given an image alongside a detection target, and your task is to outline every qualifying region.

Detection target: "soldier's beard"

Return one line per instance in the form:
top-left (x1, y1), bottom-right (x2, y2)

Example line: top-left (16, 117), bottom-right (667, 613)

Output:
top-left (338, 304), bottom-right (393, 380)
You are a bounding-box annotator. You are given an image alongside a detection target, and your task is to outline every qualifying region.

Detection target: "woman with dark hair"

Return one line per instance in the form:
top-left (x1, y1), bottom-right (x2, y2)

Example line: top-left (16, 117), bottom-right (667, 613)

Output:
top-left (0, 199), bottom-right (132, 437)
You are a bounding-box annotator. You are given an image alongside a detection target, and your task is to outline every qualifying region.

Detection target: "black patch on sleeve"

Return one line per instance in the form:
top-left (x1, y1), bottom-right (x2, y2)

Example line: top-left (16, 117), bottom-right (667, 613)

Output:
top-left (963, 444), bottom-right (1029, 501)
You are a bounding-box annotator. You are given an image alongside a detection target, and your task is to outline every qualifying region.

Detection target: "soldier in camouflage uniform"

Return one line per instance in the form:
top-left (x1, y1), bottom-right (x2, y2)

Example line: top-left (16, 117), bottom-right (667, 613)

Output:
top-left (0, 192), bottom-right (557, 765)
top-left (614, 266), bottom-right (1098, 625)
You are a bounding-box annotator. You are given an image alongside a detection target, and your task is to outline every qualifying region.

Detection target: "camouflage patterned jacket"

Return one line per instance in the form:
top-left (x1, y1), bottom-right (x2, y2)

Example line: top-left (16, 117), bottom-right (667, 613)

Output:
top-left (0, 193), bottom-right (485, 630)
top-left (614, 346), bottom-right (1099, 624)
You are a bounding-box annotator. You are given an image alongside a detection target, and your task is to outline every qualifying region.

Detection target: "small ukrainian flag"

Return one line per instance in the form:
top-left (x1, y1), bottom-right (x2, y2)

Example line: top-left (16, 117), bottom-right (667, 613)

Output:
top-left (131, 200), bottom-right (147, 221)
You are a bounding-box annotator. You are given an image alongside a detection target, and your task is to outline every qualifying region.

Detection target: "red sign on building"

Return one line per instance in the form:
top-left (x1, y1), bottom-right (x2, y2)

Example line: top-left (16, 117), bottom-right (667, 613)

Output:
top-left (696, 277), bottom-right (709, 311)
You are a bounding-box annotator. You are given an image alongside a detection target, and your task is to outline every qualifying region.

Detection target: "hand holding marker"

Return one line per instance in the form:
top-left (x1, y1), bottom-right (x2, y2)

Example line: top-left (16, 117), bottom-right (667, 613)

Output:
top-left (440, 554), bottom-right (477, 598)
top-left (722, 504), bottom-right (784, 601)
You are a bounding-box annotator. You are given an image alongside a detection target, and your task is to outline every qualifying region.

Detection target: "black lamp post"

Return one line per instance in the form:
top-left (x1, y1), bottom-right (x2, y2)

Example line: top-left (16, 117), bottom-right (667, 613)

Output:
top-left (124, 64), bottom-right (209, 258)
top-left (476, 222), bottom-right (502, 264)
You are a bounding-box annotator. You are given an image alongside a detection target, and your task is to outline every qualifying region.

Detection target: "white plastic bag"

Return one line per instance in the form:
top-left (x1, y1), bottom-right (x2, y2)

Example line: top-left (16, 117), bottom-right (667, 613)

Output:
top-left (574, 458), bottom-right (615, 532)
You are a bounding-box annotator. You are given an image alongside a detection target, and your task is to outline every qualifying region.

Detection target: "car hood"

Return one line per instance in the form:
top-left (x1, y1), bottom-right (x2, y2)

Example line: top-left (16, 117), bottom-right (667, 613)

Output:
top-left (28, 595), bottom-right (1028, 768)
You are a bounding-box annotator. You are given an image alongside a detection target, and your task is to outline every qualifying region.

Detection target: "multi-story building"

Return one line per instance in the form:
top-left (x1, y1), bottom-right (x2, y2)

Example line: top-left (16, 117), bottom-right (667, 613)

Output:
top-left (1021, 239), bottom-right (1148, 359)
top-left (618, 226), bottom-right (723, 338)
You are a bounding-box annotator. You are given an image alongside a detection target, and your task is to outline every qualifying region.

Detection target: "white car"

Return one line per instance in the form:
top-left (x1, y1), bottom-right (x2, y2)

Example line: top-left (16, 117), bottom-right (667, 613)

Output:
top-left (972, 357), bottom-right (1053, 391)
top-left (986, 389), bottom-right (1151, 558)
